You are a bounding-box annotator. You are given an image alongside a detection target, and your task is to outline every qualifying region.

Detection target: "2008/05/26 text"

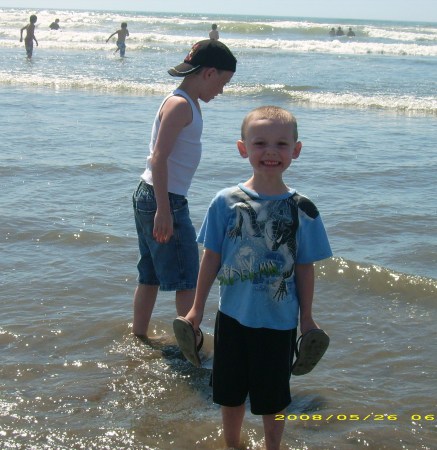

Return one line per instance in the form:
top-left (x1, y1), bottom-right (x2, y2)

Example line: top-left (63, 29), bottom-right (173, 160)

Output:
top-left (275, 414), bottom-right (436, 422)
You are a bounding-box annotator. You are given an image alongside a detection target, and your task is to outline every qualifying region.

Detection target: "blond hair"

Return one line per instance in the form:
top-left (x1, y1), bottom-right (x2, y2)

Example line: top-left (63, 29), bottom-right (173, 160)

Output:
top-left (241, 106), bottom-right (298, 141)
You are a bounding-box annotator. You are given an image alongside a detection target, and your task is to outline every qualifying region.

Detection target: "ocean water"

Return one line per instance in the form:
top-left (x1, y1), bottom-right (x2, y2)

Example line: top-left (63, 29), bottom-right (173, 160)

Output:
top-left (1, 7), bottom-right (436, 450)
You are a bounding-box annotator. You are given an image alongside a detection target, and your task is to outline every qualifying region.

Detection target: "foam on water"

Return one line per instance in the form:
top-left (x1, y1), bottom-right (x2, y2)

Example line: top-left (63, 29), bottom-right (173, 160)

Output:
top-left (1, 70), bottom-right (434, 114)
top-left (2, 31), bottom-right (437, 57)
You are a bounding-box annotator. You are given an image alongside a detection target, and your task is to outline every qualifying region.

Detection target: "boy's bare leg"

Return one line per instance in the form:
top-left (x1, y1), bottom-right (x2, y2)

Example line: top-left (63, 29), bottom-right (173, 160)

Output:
top-left (263, 411), bottom-right (285, 450)
top-left (175, 289), bottom-right (195, 317)
top-left (222, 404), bottom-right (245, 449)
top-left (133, 284), bottom-right (158, 337)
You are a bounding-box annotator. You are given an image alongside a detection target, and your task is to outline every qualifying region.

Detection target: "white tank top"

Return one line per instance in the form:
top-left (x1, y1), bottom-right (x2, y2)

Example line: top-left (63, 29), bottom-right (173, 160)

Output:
top-left (141, 89), bottom-right (203, 196)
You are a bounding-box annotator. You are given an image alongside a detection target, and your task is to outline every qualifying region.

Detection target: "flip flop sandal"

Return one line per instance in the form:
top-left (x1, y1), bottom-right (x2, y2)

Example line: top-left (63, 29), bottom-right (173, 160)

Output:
top-left (291, 329), bottom-right (330, 376)
top-left (173, 317), bottom-right (204, 368)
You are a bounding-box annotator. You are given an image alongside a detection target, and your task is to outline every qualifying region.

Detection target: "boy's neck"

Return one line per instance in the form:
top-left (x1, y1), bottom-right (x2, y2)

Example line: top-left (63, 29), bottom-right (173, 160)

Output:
top-left (178, 78), bottom-right (200, 101)
top-left (243, 175), bottom-right (290, 196)
top-left (176, 79), bottom-right (202, 112)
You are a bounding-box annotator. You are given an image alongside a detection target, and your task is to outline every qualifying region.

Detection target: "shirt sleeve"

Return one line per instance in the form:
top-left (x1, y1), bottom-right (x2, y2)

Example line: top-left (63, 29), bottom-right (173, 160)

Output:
top-left (197, 192), bottom-right (228, 254)
top-left (296, 207), bottom-right (333, 264)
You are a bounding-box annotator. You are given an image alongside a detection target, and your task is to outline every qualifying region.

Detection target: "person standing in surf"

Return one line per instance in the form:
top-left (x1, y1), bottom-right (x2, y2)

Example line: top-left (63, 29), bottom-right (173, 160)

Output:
top-left (183, 106), bottom-right (332, 450)
top-left (132, 40), bottom-right (237, 338)
top-left (20, 15), bottom-right (38, 59)
top-left (106, 22), bottom-right (129, 57)
top-left (209, 23), bottom-right (219, 40)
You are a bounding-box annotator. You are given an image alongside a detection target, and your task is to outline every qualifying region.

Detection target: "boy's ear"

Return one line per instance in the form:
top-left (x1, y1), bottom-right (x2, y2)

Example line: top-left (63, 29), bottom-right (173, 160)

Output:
top-left (292, 141), bottom-right (302, 159)
top-left (202, 67), bottom-right (217, 78)
top-left (237, 140), bottom-right (248, 158)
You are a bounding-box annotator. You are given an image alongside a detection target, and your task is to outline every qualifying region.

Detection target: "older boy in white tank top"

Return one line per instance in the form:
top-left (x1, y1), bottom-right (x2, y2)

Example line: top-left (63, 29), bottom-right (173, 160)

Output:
top-left (132, 40), bottom-right (237, 338)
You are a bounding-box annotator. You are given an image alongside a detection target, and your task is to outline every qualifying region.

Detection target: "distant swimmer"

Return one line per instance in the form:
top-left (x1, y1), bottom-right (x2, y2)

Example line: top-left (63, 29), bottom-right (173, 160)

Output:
top-left (49, 19), bottom-right (60, 30)
top-left (106, 22), bottom-right (129, 57)
top-left (329, 27), bottom-right (336, 37)
top-left (336, 26), bottom-right (345, 36)
top-left (20, 14), bottom-right (38, 59)
top-left (209, 23), bottom-right (219, 40)
top-left (347, 27), bottom-right (356, 37)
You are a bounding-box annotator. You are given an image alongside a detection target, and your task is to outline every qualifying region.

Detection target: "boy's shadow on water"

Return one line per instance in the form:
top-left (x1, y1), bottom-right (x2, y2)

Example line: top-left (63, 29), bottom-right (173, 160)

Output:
top-left (135, 333), bottom-right (214, 393)
top-left (287, 394), bottom-right (329, 414)
top-left (136, 332), bottom-right (213, 365)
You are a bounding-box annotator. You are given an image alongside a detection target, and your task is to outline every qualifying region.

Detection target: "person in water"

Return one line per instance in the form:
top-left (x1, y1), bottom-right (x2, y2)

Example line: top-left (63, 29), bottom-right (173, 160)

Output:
top-left (49, 19), bottom-right (60, 30)
top-left (132, 40), bottom-right (237, 338)
top-left (20, 15), bottom-right (38, 59)
top-left (184, 106), bottom-right (332, 450)
top-left (209, 23), bottom-right (219, 40)
top-left (106, 22), bottom-right (130, 57)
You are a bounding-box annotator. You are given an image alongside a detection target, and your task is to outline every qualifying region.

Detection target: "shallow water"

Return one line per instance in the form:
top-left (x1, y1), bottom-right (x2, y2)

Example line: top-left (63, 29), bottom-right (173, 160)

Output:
top-left (1, 7), bottom-right (437, 450)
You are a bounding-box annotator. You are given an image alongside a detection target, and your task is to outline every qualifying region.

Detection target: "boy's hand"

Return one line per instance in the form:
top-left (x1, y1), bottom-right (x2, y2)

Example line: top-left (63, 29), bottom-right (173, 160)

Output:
top-left (300, 317), bottom-right (319, 335)
top-left (20, 37), bottom-right (23, 42)
top-left (185, 309), bottom-right (203, 331)
top-left (153, 210), bottom-right (173, 243)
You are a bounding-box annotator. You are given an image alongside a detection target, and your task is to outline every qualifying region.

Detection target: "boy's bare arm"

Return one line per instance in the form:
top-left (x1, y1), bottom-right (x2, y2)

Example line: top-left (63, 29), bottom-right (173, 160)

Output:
top-left (20, 25), bottom-right (27, 41)
top-left (295, 263), bottom-right (318, 334)
top-left (106, 31), bottom-right (117, 42)
top-left (151, 96), bottom-right (192, 243)
top-left (185, 249), bottom-right (221, 330)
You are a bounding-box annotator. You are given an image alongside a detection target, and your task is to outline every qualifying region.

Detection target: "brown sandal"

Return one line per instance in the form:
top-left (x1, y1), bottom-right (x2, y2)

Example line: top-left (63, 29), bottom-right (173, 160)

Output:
top-left (173, 317), bottom-right (204, 367)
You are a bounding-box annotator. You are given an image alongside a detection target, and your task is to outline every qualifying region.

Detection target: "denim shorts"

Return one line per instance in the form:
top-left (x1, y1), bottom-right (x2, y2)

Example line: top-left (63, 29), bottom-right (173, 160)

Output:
top-left (132, 181), bottom-right (199, 291)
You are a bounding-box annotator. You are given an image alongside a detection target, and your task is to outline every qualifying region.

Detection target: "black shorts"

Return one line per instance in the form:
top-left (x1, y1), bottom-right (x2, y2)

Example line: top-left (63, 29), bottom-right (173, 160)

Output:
top-left (212, 311), bottom-right (297, 415)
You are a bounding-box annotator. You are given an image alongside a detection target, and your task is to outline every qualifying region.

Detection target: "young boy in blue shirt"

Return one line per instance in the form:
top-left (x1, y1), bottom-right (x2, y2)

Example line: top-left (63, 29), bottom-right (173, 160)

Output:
top-left (184, 106), bottom-right (332, 449)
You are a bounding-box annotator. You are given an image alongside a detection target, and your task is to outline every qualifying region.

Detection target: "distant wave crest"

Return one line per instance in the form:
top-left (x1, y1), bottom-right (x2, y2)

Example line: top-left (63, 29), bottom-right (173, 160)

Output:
top-left (0, 72), bottom-right (435, 115)
top-left (2, 33), bottom-right (437, 57)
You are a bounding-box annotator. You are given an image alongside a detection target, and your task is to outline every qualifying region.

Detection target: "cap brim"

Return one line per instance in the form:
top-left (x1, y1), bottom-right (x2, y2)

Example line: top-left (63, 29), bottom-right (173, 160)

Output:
top-left (168, 63), bottom-right (201, 77)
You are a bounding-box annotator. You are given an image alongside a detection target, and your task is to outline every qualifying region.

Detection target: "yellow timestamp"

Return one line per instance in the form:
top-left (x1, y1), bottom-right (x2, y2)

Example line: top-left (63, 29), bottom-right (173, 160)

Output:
top-left (275, 413), bottom-right (436, 422)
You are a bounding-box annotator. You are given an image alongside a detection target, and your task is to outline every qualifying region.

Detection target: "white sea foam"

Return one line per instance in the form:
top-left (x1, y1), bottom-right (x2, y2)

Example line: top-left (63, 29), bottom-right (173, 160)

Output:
top-left (1, 71), bottom-right (434, 115)
top-left (0, 71), bottom-right (168, 95)
top-left (2, 8), bottom-right (435, 116)
top-left (285, 90), bottom-right (437, 114)
top-left (222, 37), bottom-right (437, 57)
top-left (364, 26), bottom-right (437, 42)
top-left (230, 84), bottom-right (437, 114)
top-left (2, 32), bottom-right (436, 57)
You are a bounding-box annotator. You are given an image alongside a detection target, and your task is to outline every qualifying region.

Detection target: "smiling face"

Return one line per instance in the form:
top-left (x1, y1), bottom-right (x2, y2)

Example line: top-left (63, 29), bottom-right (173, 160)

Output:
top-left (237, 116), bottom-right (302, 180)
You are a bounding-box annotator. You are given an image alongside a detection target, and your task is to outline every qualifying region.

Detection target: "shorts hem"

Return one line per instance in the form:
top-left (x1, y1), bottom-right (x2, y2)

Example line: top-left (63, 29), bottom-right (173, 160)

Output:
top-left (250, 399), bottom-right (292, 416)
top-left (212, 399), bottom-right (291, 416)
top-left (159, 283), bottom-right (196, 292)
top-left (136, 281), bottom-right (196, 291)
top-left (137, 281), bottom-right (159, 286)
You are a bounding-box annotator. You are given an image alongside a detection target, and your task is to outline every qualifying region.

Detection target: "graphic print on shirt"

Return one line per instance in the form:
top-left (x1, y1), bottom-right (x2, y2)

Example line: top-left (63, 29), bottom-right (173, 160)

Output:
top-left (217, 189), bottom-right (307, 302)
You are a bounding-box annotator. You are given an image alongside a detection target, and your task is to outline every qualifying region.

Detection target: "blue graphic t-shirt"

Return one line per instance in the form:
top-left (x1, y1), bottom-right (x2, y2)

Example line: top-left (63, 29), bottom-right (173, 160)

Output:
top-left (197, 184), bottom-right (333, 330)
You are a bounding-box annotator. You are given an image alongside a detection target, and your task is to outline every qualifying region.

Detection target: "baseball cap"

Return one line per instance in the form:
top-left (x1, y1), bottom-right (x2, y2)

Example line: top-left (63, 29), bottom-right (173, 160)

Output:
top-left (168, 39), bottom-right (237, 77)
